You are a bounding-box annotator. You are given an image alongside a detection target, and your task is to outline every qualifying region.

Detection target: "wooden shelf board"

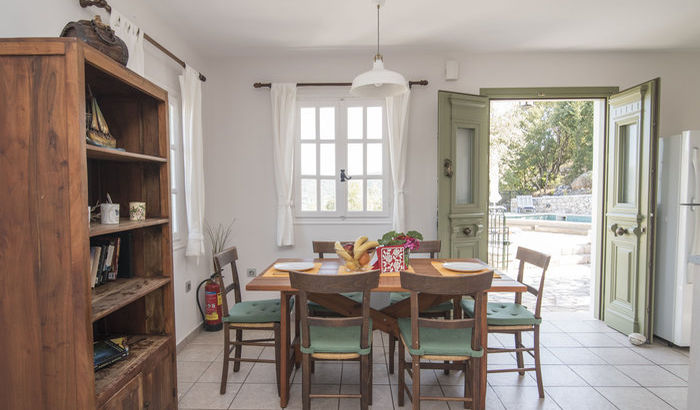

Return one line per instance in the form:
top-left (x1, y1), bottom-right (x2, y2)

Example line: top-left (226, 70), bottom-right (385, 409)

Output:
top-left (90, 218), bottom-right (169, 237)
top-left (92, 277), bottom-right (171, 322)
top-left (86, 145), bottom-right (167, 163)
top-left (94, 335), bottom-right (171, 406)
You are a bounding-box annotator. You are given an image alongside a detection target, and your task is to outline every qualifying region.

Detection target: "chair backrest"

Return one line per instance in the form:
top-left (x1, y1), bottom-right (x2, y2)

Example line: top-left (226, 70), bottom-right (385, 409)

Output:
top-left (290, 270), bottom-right (380, 351)
top-left (513, 247), bottom-right (551, 318)
top-left (412, 240), bottom-right (441, 258)
top-left (312, 241), bottom-right (353, 259)
top-left (399, 270), bottom-right (493, 353)
top-left (213, 246), bottom-right (242, 317)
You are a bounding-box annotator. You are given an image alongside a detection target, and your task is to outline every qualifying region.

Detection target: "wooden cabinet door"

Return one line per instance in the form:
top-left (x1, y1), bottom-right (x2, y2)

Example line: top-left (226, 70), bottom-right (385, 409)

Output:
top-left (101, 374), bottom-right (143, 410)
top-left (438, 91), bottom-right (490, 260)
top-left (142, 351), bottom-right (177, 410)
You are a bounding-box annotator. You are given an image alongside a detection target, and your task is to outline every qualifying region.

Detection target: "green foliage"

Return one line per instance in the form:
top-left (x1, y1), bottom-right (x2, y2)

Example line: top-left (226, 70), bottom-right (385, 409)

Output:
top-left (493, 101), bottom-right (594, 194)
top-left (378, 230), bottom-right (423, 246)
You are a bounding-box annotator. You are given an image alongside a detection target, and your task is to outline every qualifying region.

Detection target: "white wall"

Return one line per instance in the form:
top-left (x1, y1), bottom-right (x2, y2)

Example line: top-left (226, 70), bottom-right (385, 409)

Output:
top-left (1, 0), bottom-right (212, 344)
top-left (203, 50), bottom-right (700, 300)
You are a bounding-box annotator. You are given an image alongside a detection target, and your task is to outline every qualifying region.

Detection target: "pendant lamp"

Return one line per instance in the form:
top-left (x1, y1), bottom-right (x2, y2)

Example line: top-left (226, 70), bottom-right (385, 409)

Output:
top-left (351, 0), bottom-right (408, 97)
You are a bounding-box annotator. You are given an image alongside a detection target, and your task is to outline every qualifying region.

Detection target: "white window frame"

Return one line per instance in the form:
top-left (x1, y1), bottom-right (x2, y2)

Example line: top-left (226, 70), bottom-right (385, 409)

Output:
top-left (167, 94), bottom-right (186, 249)
top-left (294, 92), bottom-right (392, 224)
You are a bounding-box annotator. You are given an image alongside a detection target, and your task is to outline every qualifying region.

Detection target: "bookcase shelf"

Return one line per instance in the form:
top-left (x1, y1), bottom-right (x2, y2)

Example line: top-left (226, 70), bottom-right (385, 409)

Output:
top-left (86, 145), bottom-right (167, 163)
top-left (90, 218), bottom-right (169, 237)
top-left (92, 277), bottom-right (171, 322)
top-left (94, 335), bottom-right (171, 406)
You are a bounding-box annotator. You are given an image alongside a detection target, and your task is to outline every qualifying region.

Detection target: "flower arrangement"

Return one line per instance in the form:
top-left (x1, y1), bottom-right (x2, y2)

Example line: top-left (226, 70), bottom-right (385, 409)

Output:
top-left (375, 230), bottom-right (423, 268)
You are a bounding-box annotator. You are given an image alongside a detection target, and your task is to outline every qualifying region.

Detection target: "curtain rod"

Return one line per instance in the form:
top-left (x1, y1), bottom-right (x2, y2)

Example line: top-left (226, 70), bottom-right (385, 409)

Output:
top-left (253, 80), bottom-right (429, 89)
top-left (79, 0), bottom-right (207, 82)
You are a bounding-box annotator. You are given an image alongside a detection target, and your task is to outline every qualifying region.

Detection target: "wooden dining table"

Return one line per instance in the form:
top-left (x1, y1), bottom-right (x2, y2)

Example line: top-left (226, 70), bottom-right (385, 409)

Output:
top-left (246, 257), bottom-right (527, 408)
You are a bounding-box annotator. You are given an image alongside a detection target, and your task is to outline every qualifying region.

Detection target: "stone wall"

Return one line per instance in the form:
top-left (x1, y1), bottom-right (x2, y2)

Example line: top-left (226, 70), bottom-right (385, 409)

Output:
top-left (510, 194), bottom-right (592, 215)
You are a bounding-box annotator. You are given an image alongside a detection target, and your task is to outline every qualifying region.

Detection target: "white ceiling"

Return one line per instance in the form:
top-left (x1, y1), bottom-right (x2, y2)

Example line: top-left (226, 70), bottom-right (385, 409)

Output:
top-left (147, 0), bottom-right (700, 56)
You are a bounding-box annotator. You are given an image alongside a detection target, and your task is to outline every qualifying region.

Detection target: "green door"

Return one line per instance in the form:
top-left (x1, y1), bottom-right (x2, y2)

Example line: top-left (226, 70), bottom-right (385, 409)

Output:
top-left (437, 91), bottom-right (490, 260)
top-left (601, 79), bottom-right (659, 339)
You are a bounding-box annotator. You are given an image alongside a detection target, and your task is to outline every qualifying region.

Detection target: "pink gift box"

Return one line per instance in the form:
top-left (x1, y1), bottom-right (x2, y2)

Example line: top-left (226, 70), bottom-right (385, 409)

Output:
top-left (378, 245), bottom-right (406, 273)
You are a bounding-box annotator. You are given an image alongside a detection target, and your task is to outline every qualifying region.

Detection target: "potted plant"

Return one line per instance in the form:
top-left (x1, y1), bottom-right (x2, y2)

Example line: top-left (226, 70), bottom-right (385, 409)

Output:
top-left (377, 230), bottom-right (423, 267)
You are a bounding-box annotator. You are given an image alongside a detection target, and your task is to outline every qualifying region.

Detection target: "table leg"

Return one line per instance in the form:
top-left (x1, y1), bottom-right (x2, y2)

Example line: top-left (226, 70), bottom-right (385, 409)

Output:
top-left (478, 294), bottom-right (488, 409)
top-left (280, 291), bottom-right (291, 408)
top-left (294, 293), bottom-right (301, 368)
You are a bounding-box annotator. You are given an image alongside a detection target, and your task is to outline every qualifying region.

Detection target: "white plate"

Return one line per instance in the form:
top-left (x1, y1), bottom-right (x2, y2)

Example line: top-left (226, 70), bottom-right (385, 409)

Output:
top-left (273, 262), bottom-right (316, 272)
top-left (442, 262), bottom-right (486, 272)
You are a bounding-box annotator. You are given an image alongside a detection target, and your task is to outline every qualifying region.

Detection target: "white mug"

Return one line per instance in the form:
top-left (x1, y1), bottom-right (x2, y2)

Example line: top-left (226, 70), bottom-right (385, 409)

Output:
top-left (100, 203), bottom-right (120, 224)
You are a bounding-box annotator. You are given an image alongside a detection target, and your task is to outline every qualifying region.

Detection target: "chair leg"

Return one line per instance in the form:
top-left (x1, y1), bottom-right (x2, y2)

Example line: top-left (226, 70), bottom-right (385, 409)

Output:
top-left (515, 332), bottom-right (525, 376)
top-left (443, 312), bottom-right (450, 375)
top-left (220, 326), bottom-right (230, 394)
top-left (464, 360), bottom-right (470, 409)
top-left (274, 323), bottom-right (281, 396)
top-left (369, 350), bottom-right (373, 405)
top-left (389, 334), bottom-right (396, 374)
top-left (411, 356), bottom-right (421, 410)
top-left (302, 353), bottom-right (311, 410)
top-left (398, 340), bottom-right (405, 407)
top-left (233, 328), bottom-right (243, 372)
top-left (360, 355), bottom-right (370, 410)
top-left (470, 357), bottom-right (481, 410)
top-left (534, 326), bottom-right (544, 398)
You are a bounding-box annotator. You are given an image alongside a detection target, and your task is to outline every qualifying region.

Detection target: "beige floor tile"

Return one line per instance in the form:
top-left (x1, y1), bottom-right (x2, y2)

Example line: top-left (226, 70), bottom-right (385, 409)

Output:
top-left (190, 330), bottom-right (225, 345)
top-left (565, 333), bottom-right (622, 347)
top-left (594, 387), bottom-right (675, 410)
top-left (442, 384), bottom-right (505, 410)
top-left (178, 381), bottom-right (194, 401)
top-left (392, 383), bottom-right (449, 409)
top-left (199, 360), bottom-right (254, 383)
top-left (340, 384), bottom-right (393, 410)
top-left (547, 347), bottom-right (607, 365)
top-left (486, 365), bottom-right (538, 387)
top-left (568, 365), bottom-right (638, 386)
top-left (179, 343), bottom-right (224, 362)
top-left (229, 383), bottom-right (285, 409)
top-left (178, 382), bottom-right (240, 409)
top-left (246, 363), bottom-right (281, 384)
top-left (648, 387), bottom-right (688, 410)
top-left (372, 362), bottom-right (391, 384)
top-left (373, 345), bottom-right (387, 363)
top-left (631, 344), bottom-right (690, 365)
top-left (615, 365), bottom-right (687, 387)
top-left (661, 364), bottom-right (689, 381)
top-left (287, 383), bottom-right (340, 410)
top-left (529, 365), bottom-right (586, 387)
top-left (539, 333), bottom-right (582, 348)
top-left (491, 386), bottom-right (560, 409)
top-left (538, 322), bottom-right (562, 333)
top-left (521, 347), bottom-right (565, 365)
top-left (177, 361), bottom-right (212, 383)
top-left (588, 347), bottom-right (653, 365)
top-left (545, 386), bottom-right (615, 410)
top-left (549, 320), bottom-right (600, 333)
top-left (292, 361), bottom-right (342, 385)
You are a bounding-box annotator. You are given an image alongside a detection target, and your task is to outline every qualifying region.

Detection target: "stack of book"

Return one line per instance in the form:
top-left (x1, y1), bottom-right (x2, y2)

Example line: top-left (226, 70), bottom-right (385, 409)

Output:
top-left (89, 233), bottom-right (132, 288)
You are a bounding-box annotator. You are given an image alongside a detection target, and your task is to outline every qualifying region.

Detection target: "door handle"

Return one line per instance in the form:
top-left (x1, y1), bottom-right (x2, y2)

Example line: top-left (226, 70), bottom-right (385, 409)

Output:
top-left (340, 169), bottom-right (352, 182)
top-left (615, 226), bottom-right (629, 237)
top-left (463, 226), bottom-right (472, 236)
top-left (444, 158), bottom-right (453, 178)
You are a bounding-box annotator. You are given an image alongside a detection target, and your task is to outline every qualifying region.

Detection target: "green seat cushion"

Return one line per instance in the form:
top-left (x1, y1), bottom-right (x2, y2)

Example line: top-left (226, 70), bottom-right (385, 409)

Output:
top-left (397, 318), bottom-right (483, 357)
top-left (223, 298), bottom-right (292, 323)
top-left (389, 292), bottom-right (453, 314)
top-left (308, 292), bottom-right (363, 313)
top-left (461, 299), bottom-right (541, 326)
top-left (300, 319), bottom-right (372, 355)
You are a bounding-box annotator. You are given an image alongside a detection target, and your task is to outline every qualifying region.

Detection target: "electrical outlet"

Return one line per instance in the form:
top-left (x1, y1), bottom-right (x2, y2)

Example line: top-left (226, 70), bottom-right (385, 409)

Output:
top-left (247, 268), bottom-right (257, 277)
top-left (185, 280), bottom-right (192, 292)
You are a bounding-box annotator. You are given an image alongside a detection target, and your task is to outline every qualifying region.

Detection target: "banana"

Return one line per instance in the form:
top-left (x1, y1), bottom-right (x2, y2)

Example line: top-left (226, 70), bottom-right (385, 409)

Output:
top-left (353, 236), bottom-right (368, 253)
top-left (335, 241), bottom-right (354, 262)
top-left (354, 240), bottom-right (379, 255)
top-left (345, 260), bottom-right (360, 271)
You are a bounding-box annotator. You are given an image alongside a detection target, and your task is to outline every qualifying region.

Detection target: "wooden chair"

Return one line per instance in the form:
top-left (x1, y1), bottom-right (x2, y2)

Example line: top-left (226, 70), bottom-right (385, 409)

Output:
top-left (289, 269), bottom-right (380, 410)
top-left (388, 240), bottom-right (453, 375)
top-left (461, 247), bottom-right (551, 398)
top-left (397, 270), bottom-right (494, 410)
top-left (213, 247), bottom-right (286, 395)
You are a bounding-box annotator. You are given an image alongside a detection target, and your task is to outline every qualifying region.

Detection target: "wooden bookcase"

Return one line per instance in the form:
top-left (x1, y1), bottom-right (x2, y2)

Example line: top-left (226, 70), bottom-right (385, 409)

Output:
top-left (0, 38), bottom-right (177, 409)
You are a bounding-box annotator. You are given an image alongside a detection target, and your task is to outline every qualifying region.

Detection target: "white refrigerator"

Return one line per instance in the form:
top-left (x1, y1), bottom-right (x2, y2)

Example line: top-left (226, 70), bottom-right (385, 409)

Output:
top-left (654, 130), bottom-right (700, 346)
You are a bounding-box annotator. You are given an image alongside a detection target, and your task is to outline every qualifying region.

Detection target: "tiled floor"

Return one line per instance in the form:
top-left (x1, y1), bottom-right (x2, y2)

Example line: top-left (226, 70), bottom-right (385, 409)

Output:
top-left (177, 312), bottom-right (689, 409)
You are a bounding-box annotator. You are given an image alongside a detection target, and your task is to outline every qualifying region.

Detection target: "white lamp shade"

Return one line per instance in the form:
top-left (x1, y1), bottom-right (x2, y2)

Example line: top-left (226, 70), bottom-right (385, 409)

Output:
top-left (351, 59), bottom-right (408, 98)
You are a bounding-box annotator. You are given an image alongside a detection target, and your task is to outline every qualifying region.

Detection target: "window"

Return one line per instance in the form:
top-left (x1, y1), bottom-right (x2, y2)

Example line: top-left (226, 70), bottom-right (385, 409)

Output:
top-left (296, 96), bottom-right (390, 221)
top-left (168, 96), bottom-right (185, 247)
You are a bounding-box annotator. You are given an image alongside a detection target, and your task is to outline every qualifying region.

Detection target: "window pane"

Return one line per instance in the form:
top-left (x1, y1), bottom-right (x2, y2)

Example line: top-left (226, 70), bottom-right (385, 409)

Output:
top-left (618, 123), bottom-right (638, 204)
top-left (319, 143), bottom-right (335, 176)
top-left (367, 180), bottom-right (383, 211)
top-left (168, 103), bottom-right (177, 145)
top-left (300, 143), bottom-right (316, 175)
top-left (300, 107), bottom-right (316, 140)
top-left (347, 180), bottom-right (363, 211)
top-left (301, 179), bottom-right (317, 211)
top-left (170, 148), bottom-right (177, 190)
top-left (455, 127), bottom-right (474, 204)
top-left (367, 106), bottom-right (382, 139)
top-left (347, 106), bottom-right (363, 139)
top-left (366, 143), bottom-right (382, 175)
top-left (319, 107), bottom-right (335, 140)
top-left (171, 193), bottom-right (178, 234)
top-left (320, 179), bottom-right (336, 211)
top-left (347, 143), bottom-right (363, 176)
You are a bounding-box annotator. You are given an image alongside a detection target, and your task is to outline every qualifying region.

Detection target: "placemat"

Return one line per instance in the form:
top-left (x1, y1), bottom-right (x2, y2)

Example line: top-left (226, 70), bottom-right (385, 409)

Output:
top-left (337, 265), bottom-right (415, 276)
top-left (263, 262), bottom-right (323, 277)
top-left (431, 261), bottom-right (500, 278)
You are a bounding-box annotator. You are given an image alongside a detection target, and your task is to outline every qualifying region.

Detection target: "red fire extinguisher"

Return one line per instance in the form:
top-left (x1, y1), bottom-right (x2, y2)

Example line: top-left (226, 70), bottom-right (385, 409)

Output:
top-left (198, 276), bottom-right (223, 331)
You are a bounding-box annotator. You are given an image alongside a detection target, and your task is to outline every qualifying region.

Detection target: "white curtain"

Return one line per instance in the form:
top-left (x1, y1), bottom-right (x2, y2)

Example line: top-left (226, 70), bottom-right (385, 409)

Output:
top-left (180, 66), bottom-right (206, 257)
top-left (109, 9), bottom-right (144, 75)
top-left (271, 83), bottom-right (297, 246)
top-left (386, 90), bottom-right (411, 232)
